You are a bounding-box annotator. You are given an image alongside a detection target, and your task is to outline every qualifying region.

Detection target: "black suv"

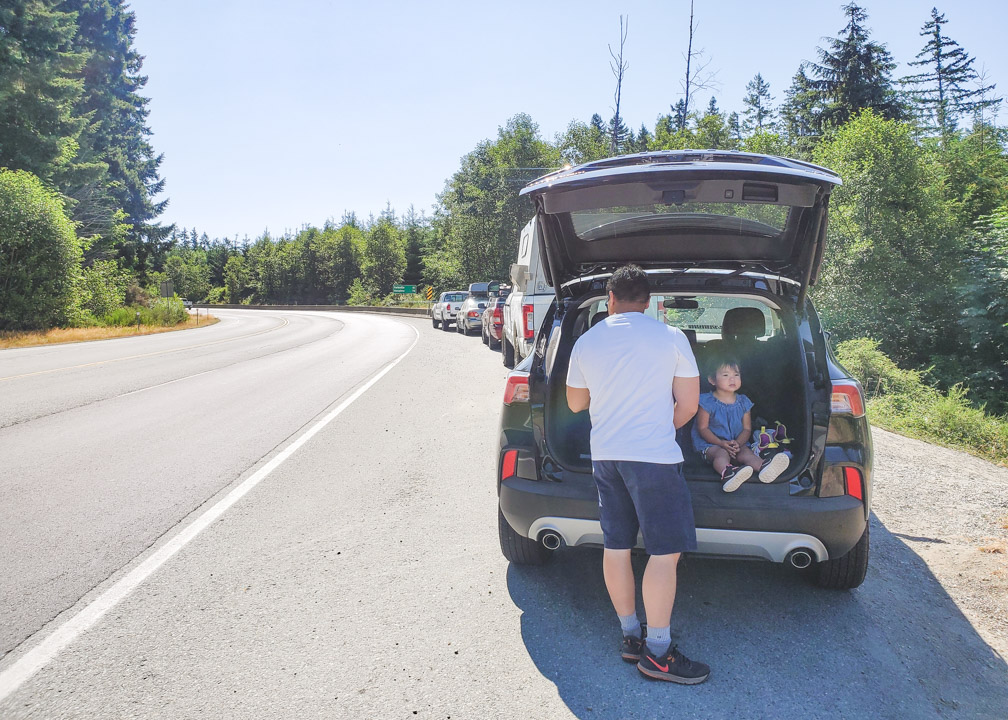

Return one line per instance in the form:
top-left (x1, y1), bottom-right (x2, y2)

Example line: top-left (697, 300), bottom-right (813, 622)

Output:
top-left (497, 150), bottom-right (873, 590)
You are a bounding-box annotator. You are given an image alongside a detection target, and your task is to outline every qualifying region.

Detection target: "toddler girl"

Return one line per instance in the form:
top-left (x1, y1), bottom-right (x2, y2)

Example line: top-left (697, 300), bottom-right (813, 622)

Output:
top-left (691, 356), bottom-right (790, 492)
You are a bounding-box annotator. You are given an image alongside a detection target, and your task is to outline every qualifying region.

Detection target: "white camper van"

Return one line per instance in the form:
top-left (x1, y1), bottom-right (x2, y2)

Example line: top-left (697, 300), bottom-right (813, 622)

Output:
top-left (501, 218), bottom-right (554, 368)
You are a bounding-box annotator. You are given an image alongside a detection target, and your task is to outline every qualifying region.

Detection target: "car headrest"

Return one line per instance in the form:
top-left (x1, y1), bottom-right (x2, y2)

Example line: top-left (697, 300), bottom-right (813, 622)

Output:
top-left (590, 312), bottom-right (607, 329)
top-left (721, 307), bottom-right (764, 341)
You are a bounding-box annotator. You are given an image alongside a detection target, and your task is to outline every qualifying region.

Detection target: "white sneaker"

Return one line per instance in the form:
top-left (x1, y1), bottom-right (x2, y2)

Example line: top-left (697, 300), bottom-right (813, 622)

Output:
top-left (758, 452), bottom-right (791, 483)
top-left (721, 464), bottom-right (754, 493)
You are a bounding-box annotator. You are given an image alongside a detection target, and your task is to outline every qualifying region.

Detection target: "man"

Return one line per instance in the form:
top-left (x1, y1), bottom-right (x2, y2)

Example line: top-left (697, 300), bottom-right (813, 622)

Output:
top-left (566, 264), bottom-right (708, 684)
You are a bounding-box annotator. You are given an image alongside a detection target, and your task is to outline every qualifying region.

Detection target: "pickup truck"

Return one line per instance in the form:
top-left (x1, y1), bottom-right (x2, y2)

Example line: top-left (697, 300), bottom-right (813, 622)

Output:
top-left (501, 218), bottom-right (553, 367)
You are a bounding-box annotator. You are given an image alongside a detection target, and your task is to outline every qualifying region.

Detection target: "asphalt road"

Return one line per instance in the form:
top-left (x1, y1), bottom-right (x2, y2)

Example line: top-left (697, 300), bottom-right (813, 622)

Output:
top-left (1, 310), bottom-right (1006, 719)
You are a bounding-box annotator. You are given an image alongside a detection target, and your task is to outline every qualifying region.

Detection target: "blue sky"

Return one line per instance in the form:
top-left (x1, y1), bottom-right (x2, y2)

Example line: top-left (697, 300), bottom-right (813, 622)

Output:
top-left (128, 0), bottom-right (1007, 241)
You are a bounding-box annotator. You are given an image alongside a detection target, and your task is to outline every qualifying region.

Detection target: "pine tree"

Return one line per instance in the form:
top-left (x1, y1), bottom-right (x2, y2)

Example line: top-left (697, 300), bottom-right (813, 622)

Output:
top-left (0, 2), bottom-right (87, 183)
top-left (672, 99), bottom-right (688, 132)
top-left (59, 0), bottom-right (169, 276)
top-left (901, 8), bottom-right (999, 137)
top-left (811, 3), bottom-right (903, 129)
top-left (742, 73), bottom-right (776, 134)
top-left (780, 63), bottom-right (823, 156)
top-left (607, 113), bottom-right (631, 154)
top-left (727, 112), bottom-right (742, 143)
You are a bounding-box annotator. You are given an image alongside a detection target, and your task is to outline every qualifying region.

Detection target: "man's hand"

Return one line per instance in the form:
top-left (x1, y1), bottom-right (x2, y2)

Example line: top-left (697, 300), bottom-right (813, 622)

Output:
top-left (567, 385), bottom-right (590, 413)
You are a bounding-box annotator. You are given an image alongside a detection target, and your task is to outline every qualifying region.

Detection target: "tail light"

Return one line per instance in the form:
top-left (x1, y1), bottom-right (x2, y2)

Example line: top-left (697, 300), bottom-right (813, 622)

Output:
top-left (504, 373), bottom-right (529, 405)
top-left (501, 449), bottom-right (518, 480)
top-left (468, 310), bottom-right (479, 318)
top-left (831, 381), bottom-right (865, 417)
top-left (844, 467), bottom-right (863, 500)
top-left (522, 303), bottom-right (534, 340)
top-left (493, 307), bottom-right (502, 322)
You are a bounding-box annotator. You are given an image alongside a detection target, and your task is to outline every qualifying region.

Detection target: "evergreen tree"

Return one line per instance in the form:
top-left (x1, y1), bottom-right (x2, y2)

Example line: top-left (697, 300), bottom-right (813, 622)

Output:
top-left (672, 99), bottom-right (688, 132)
top-left (0, 2), bottom-right (87, 183)
top-left (811, 3), bottom-right (903, 129)
top-left (780, 63), bottom-right (823, 158)
top-left (901, 8), bottom-right (1000, 137)
top-left (590, 113), bottom-right (607, 137)
top-left (741, 73), bottom-right (776, 134)
top-left (635, 123), bottom-right (652, 153)
top-left (59, 0), bottom-right (169, 276)
top-left (727, 112), bottom-right (742, 143)
top-left (402, 205), bottom-right (426, 286)
top-left (607, 113), bottom-right (631, 154)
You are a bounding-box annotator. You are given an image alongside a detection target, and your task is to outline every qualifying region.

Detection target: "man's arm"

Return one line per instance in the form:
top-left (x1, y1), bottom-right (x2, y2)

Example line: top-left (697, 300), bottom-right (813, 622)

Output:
top-left (671, 375), bottom-right (700, 429)
top-left (567, 385), bottom-right (591, 413)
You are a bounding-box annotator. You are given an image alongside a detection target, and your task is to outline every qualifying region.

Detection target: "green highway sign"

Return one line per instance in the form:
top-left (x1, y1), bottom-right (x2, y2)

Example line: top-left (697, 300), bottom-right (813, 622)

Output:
top-left (393, 285), bottom-right (417, 294)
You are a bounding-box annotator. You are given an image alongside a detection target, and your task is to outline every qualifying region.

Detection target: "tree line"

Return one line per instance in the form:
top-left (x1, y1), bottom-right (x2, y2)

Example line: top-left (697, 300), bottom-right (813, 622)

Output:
top-left (1, 2), bottom-right (1006, 412)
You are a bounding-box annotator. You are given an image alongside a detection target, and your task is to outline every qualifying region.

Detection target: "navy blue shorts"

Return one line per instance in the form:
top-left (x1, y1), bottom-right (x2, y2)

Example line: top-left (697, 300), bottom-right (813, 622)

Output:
top-left (592, 460), bottom-right (697, 556)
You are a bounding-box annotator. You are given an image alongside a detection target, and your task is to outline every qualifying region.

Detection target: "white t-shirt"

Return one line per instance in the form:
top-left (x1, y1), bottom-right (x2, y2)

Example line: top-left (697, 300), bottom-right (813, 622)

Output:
top-left (566, 312), bottom-right (699, 464)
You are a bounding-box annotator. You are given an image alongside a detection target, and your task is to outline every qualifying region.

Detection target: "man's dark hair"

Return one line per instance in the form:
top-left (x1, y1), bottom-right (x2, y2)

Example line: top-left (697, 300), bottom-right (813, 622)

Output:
top-left (606, 264), bottom-right (650, 304)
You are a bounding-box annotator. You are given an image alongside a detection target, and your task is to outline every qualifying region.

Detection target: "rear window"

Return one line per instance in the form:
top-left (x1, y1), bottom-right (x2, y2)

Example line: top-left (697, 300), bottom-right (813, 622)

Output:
top-left (583, 295), bottom-right (780, 344)
top-left (571, 204), bottom-right (791, 241)
top-left (444, 293), bottom-right (466, 302)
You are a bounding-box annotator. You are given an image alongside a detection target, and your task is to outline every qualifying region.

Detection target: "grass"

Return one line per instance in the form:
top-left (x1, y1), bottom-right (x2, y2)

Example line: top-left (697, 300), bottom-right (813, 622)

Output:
top-left (836, 338), bottom-right (1008, 467)
top-left (0, 313), bottom-right (218, 349)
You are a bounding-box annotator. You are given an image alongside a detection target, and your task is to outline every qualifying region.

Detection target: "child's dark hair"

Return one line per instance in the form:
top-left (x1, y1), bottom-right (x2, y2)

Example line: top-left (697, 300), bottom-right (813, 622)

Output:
top-left (706, 353), bottom-right (741, 379)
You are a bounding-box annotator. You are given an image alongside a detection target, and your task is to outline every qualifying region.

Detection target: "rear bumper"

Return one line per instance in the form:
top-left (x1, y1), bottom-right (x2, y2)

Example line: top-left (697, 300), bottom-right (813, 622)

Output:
top-left (499, 475), bottom-right (867, 561)
top-left (460, 316), bottom-right (481, 329)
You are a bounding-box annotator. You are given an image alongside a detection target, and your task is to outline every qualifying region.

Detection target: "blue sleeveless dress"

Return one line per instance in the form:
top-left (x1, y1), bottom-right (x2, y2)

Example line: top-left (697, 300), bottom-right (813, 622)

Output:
top-left (691, 393), bottom-right (754, 456)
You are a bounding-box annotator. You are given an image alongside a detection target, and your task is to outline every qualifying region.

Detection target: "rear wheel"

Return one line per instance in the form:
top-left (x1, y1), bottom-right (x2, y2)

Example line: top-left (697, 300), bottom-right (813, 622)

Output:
top-left (441, 315), bottom-right (451, 332)
top-left (432, 315), bottom-right (439, 329)
top-left (815, 525), bottom-right (869, 590)
top-left (502, 335), bottom-right (515, 368)
top-left (499, 507), bottom-right (552, 565)
top-left (482, 325), bottom-right (489, 344)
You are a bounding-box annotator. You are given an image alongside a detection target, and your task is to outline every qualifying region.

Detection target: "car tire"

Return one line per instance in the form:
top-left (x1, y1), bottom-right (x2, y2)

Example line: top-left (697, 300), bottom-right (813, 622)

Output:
top-left (815, 524), bottom-right (869, 590)
top-left (441, 316), bottom-right (451, 332)
top-left (502, 335), bottom-right (515, 368)
top-left (490, 334), bottom-right (501, 351)
top-left (432, 315), bottom-right (439, 329)
top-left (482, 325), bottom-right (489, 345)
top-left (498, 507), bottom-right (551, 565)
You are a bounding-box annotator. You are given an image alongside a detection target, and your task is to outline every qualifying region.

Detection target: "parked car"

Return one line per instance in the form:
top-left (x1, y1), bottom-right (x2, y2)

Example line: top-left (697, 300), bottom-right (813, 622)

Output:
top-left (456, 282), bottom-right (490, 335)
top-left (431, 291), bottom-right (466, 330)
top-left (481, 293), bottom-right (509, 350)
top-left (502, 218), bottom-right (554, 368)
top-left (496, 150), bottom-right (873, 590)
top-left (180, 298), bottom-right (193, 309)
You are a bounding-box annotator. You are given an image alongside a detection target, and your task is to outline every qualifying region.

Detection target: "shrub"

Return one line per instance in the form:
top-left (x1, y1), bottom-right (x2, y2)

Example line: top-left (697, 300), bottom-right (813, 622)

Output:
top-left (0, 169), bottom-right (83, 330)
top-left (835, 337), bottom-right (926, 398)
top-left (79, 260), bottom-right (129, 318)
top-left (837, 336), bottom-right (1008, 465)
top-left (101, 298), bottom-right (188, 327)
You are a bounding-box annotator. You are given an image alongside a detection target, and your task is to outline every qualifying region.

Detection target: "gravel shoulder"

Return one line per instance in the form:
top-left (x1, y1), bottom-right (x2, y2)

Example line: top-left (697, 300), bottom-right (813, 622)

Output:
top-left (870, 426), bottom-right (1008, 655)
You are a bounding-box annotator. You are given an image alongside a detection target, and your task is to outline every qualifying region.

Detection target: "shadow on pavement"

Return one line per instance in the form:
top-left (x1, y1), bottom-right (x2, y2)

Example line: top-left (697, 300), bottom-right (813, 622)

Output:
top-left (506, 514), bottom-right (1008, 719)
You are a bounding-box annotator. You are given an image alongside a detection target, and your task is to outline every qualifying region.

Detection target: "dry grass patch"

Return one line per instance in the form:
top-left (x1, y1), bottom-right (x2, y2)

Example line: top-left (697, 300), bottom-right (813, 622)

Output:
top-left (0, 314), bottom-right (218, 349)
top-left (979, 543), bottom-right (1006, 554)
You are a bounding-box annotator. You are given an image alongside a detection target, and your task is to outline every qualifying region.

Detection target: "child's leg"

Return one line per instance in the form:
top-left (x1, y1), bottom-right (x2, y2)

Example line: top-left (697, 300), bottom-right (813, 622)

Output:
top-left (705, 446), bottom-right (731, 474)
top-left (735, 446), bottom-right (764, 473)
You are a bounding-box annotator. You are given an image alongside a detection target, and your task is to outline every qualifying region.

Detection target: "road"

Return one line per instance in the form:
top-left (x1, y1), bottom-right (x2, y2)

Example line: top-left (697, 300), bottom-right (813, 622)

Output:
top-left (0, 309), bottom-right (1006, 719)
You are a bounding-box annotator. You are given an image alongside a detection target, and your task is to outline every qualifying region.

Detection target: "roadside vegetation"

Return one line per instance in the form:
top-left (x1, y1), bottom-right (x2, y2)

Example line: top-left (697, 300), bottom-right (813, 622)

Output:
top-left (1, 3), bottom-right (1006, 456)
top-left (837, 338), bottom-right (1008, 466)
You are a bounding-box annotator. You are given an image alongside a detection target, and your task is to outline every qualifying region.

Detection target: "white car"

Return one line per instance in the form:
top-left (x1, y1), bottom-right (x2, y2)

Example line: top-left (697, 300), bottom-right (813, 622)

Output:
top-left (431, 291), bottom-right (466, 330)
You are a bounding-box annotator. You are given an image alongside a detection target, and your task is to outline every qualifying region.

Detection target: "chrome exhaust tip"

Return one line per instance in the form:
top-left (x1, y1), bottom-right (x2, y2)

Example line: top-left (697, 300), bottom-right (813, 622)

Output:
top-left (787, 549), bottom-right (813, 569)
top-left (540, 531), bottom-right (562, 551)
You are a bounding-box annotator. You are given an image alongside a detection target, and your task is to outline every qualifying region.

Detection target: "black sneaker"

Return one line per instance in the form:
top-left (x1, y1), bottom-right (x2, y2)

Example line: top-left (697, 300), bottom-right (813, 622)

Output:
top-left (721, 464), bottom-right (753, 493)
top-left (637, 644), bottom-right (710, 684)
top-left (620, 624), bottom-right (647, 663)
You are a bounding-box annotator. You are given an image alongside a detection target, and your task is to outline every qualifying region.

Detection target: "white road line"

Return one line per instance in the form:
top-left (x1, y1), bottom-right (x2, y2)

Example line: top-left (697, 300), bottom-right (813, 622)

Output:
top-left (0, 324), bottom-right (420, 702)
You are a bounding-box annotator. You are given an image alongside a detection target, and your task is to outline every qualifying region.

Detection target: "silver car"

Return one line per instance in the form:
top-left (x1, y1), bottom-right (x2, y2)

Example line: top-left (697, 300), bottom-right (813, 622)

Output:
top-left (432, 291), bottom-right (466, 330)
top-left (456, 283), bottom-right (490, 335)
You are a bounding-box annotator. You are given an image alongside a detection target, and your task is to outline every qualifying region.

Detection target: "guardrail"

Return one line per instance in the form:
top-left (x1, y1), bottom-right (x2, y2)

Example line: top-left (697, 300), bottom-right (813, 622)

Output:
top-left (193, 304), bottom-right (428, 318)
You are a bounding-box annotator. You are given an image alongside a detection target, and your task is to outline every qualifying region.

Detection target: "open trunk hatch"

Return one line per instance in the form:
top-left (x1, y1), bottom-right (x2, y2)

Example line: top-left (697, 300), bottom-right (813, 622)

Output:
top-left (520, 151), bottom-right (841, 299)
